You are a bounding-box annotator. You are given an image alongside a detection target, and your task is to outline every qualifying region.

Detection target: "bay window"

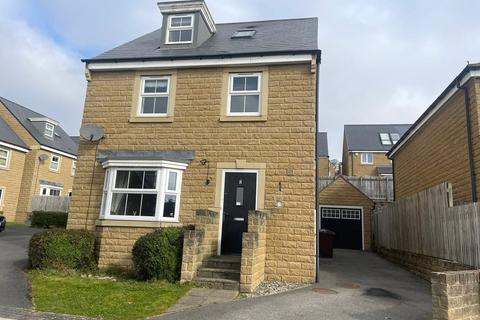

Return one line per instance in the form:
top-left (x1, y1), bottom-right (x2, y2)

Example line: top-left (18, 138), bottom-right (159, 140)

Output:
top-left (100, 164), bottom-right (184, 222)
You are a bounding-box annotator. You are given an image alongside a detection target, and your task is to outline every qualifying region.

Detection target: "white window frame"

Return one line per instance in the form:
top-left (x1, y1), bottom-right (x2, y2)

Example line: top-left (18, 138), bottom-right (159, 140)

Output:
top-left (138, 76), bottom-right (171, 117)
top-left (40, 185), bottom-right (63, 196)
top-left (166, 14), bottom-right (194, 44)
top-left (0, 186), bottom-right (5, 206)
top-left (49, 155), bottom-right (61, 172)
top-left (379, 133), bottom-right (392, 145)
top-left (0, 147), bottom-right (10, 169)
top-left (45, 122), bottom-right (55, 138)
top-left (100, 164), bottom-right (185, 222)
top-left (360, 152), bottom-right (374, 165)
top-left (71, 161), bottom-right (77, 176)
top-left (227, 73), bottom-right (262, 117)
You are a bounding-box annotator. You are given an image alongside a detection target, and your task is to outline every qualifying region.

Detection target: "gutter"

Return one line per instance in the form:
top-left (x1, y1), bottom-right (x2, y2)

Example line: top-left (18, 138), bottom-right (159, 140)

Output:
top-left (457, 81), bottom-right (478, 202)
top-left (315, 50), bottom-right (322, 283)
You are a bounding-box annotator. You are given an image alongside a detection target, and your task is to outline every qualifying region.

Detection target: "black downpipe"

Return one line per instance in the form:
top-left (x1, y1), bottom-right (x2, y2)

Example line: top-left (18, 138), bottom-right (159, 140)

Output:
top-left (458, 82), bottom-right (477, 202)
top-left (315, 51), bottom-right (321, 283)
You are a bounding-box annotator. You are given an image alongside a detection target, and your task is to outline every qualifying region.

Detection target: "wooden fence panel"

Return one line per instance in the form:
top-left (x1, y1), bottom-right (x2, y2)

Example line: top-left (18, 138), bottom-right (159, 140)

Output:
top-left (373, 183), bottom-right (480, 268)
top-left (319, 176), bottom-right (394, 202)
top-left (30, 196), bottom-right (71, 213)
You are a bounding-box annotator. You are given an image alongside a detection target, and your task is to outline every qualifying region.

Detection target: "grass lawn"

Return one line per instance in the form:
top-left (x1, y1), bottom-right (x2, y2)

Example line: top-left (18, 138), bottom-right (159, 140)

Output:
top-left (29, 271), bottom-right (191, 320)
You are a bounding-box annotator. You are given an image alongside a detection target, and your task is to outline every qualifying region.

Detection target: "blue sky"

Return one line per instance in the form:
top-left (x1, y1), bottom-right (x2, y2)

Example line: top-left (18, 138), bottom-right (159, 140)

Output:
top-left (0, 0), bottom-right (479, 159)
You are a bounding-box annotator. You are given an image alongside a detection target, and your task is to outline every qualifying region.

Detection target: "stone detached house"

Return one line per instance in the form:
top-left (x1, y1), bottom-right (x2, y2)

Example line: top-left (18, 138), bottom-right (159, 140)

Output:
top-left (0, 97), bottom-right (78, 222)
top-left (342, 124), bottom-right (410, 177)
top-left (317, 132), bottom-right (335, 177)
top-left (67, 0), bottom-right (320, 292)
top-left (388, 63), bottom-right (480, 205)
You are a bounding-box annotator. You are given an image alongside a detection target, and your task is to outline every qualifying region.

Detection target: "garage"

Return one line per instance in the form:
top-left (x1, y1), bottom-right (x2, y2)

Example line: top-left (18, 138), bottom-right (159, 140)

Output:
top-left (320, 206), bottom-right (363, 250)
top-left (318, 175), bottom-right (374, 250)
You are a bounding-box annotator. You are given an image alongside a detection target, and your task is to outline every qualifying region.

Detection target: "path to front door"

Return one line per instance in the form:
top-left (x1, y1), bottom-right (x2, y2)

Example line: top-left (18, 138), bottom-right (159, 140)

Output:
top-left (220, 172), bottom-right (257, 255)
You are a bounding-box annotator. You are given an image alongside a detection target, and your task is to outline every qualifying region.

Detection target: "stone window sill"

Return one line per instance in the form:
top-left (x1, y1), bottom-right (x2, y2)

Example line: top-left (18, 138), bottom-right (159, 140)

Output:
top-left (129, 116), bottom-right (174, 123)
top-left (96, 219), bottom-right (181, 228)
top-left (219, 115), bottom-right (267, 122)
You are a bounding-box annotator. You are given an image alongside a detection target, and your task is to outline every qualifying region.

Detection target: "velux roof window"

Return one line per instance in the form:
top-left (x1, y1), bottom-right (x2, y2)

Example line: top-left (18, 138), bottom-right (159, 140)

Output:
top-left (380, 133), bottom-right (401, 145)
top-left (231, 29), bottom-right (256, 39)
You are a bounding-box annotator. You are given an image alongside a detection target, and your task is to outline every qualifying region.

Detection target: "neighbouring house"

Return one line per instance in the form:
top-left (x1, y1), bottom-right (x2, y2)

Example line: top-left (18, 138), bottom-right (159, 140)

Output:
top-left (67, 0), bottom-right (320, 292)
top-left (317, 132), bottom-right (335, 177)
top-left (342, 124), bottom-right (411, 177)
top-left (388, 63), bottom-right (480, 205)
top-left (0, 97), bottom-right (78, 222)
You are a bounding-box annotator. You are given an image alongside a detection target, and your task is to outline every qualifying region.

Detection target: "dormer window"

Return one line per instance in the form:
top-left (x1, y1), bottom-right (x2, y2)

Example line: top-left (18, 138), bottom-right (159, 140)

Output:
top-left (45, 122), bottom-right (55, 138)
top-left (166, 14), bottom-right (194, 44)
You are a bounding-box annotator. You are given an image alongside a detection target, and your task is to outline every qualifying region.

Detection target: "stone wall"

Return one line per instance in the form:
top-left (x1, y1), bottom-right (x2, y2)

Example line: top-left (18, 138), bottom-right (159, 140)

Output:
top-left (240, 210), bottom-right (269, 293)
top-left (0, 148), bottom-right (26, 221)
top-left (180, 209), bottom-right (220, 283)
top-left (432, 270), bottom-right (480, 320)
top-left (378, 247), bottom-right (474, 281)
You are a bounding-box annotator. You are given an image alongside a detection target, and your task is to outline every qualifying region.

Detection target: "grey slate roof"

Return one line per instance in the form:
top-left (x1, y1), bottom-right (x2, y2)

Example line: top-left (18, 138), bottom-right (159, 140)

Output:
top-left (0, 97), bottom-right (78, 156)
top-left (344, 124), bottom-right (411, 152)
top-left (70, 136), bottom-right (80, 151)
top-left (0, 116), bottom-right (28, 150)
top-left (85, 17), bottom-right (319, 62)
top-left (317, 132), bottom-right (329, 157)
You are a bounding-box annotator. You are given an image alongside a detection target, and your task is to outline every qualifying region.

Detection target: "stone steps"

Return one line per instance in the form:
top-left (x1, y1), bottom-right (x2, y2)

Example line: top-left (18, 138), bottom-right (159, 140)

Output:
top-left (193, 255), bottom-right (241, 291)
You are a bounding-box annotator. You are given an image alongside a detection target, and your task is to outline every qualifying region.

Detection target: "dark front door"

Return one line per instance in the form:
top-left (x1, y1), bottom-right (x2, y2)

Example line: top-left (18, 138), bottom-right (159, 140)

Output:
top-left (221, 172), bottom-right (257, 254)
top-left (320, 207), bottom-right (363, 250)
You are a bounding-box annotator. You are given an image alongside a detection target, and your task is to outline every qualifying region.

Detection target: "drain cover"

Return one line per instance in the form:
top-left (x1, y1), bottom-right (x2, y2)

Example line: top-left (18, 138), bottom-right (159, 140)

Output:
top-left (312, 288), bottom-right (338, 295)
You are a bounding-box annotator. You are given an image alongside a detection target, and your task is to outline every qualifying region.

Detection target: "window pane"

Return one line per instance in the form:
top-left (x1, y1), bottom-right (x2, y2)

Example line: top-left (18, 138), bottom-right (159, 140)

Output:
top-left (111, 193), bottom-right (127, 215)
top-left (42, 188), bottom-right (47, 195)
top-left (156, 80), bottom-right (168, 93)
top-left (169, 30), bottom-right (181, 42)
top-left (232, 77), bottom-right (246, 91)
top-left (236, 187), bottom-right (244, 206)
top-left (168, 171), bottom-right (177, 191)
top-left (115, 171), bottom-right (129, 188)
top-left (245, 76), bottom-right (258, 90)
top-left (125, 194), bottom-right (142, 216)
top-left (230, 96), bottom-right (245, 112)
top-left (181, 16), bottom-right (192, 26)
top-left (171, 17), bottom-right (182, 27)
top-left (180, 30), bottom-right (192, 42)
top-left (154, 97), bottom-right (168, 114)
top-left (245, 95), bottom-right (259, 112)
top-left (128, 171), bottom-right (144, 189)
top-left (144, 80), bottom-right (156, 93)
top-left (0, 150), bottom-right (7, 158)
top-left (143, 171), bottom-right (157, 189)
top-left (141, 194), bottom-right (157, 216)
top-left (163, 195), bottom-right (177, 218)
top-left (142, 97), bottom-right (155, 114)
top-left (0, 158), bottom-right (6, 166)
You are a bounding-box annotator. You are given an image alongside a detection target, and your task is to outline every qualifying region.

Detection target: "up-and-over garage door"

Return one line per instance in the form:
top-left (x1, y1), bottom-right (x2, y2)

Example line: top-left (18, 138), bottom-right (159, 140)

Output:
top-left (320, 206), bottom-right (363, 250)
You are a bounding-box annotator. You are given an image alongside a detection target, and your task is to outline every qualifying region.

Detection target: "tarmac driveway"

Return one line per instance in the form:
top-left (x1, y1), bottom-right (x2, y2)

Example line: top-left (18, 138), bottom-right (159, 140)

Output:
top-left (0, 226), bottom-right (39, 308)
top-left (159, 250), bottom-right (432, 320)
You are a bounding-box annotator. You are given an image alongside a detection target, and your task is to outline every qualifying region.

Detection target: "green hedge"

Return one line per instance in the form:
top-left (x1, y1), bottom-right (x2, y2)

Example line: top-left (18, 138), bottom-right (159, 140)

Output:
top-left (31, 211), bottom-right (68, 228)
top-left (29, 229), bottom-right (97, 272)
top-left (132, 228), bottom-right (185, 282)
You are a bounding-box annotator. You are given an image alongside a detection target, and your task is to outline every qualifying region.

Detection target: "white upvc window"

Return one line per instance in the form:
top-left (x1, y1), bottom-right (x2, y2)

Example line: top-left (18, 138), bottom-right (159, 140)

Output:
top-left (166, 14), bottom-right (194, 44)
top-left (0, 148), bottom-right (10, 169)
top-left (379, 133), bottom-right (391, 145)
top-left (45, 122), bottom-right (55, 138)
top-left (139, 76), bottom-right (170, 116)
top-left (101, 165), bottom-right (184, 222)
top-left (40, 185), bottom-right (62, 196)
top-left (228, 73), bottom-right (262, 116)
top-left (71, 161), bottom-right (77, 176)
top-left (0, 187), bottom-right (5, 206)
top-left (361, 152), bottom-right (374, 164)
top-left (49, 155), bottom-right (61, 172)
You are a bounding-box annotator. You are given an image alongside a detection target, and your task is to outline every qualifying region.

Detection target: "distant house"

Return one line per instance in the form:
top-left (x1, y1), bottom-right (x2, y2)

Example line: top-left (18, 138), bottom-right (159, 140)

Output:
top-left (317, 132), bottom-right (335, 176)
top-left (388, 63), bottom-right (480, 205)
top-left (0, 97), bottom-right (78, 222)
top-left (342, 124), bottom-right (410, 177)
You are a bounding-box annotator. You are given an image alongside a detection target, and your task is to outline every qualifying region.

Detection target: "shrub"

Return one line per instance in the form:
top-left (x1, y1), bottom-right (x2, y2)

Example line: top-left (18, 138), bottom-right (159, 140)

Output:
top-left (31, 211), bottom-right (68, 228)
top-left (29, 229), bottom-right (97, 272)
top-left (132, 228), bottom-right (185, 282)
